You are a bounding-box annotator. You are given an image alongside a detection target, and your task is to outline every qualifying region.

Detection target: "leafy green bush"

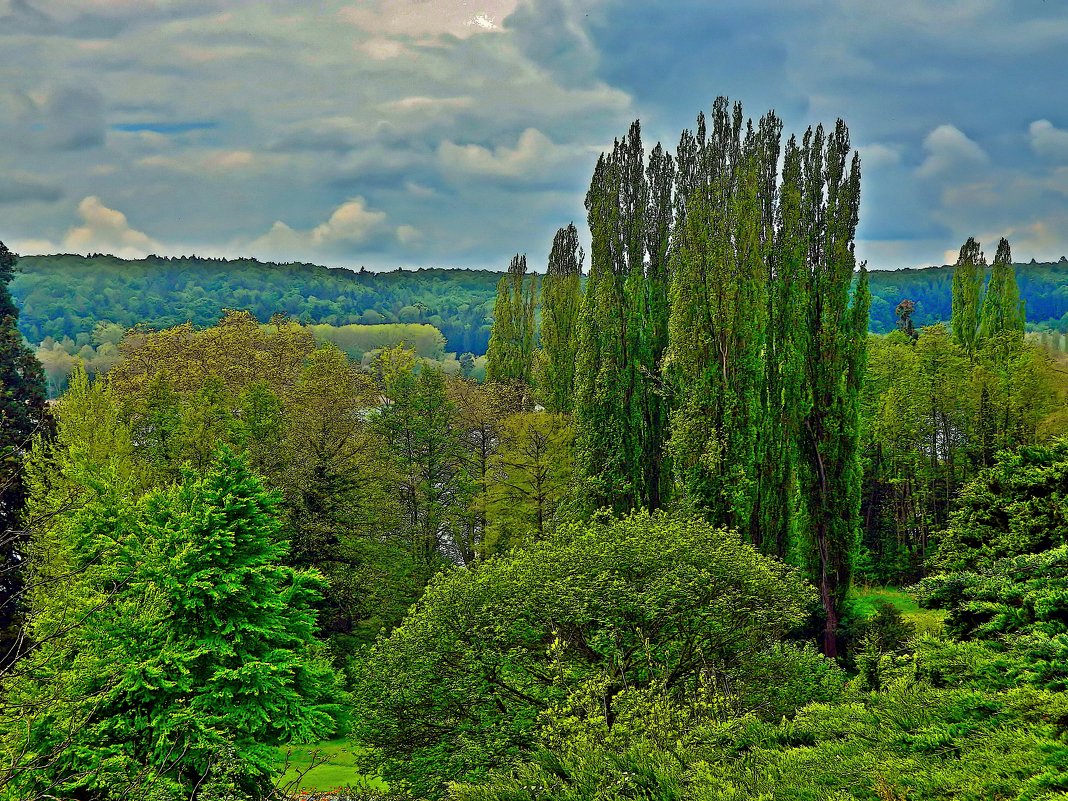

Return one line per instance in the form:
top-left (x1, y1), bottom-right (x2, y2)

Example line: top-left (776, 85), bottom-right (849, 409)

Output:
top-left (352, 511), bottom-right (820, 798)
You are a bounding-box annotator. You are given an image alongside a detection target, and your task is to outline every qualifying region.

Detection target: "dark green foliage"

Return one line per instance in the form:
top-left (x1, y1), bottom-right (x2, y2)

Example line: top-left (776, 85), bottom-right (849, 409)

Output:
top-left (10, 255), bottom-right (500, 355)
top-left (351, 511), bottom-right (816, 798)
top-left (0, 240), bottom-right (48, 655)
top-left (931, 440), bottom-right (1068, 572)
top-left (536, 224), bottom-right (583, 413)
top-left (2, 450), bottom-right (343, 800)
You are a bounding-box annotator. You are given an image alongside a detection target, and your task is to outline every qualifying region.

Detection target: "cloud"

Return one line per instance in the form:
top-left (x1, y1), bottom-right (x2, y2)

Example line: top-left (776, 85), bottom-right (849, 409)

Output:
top-left (0, 173), bottom-right (63, 204)
top-left (337, 0), bottom-right (519, 39)
top-left (21, 85), bottom-right (107, 150)
top-left (439, 128), bottom-right (573, 181)
top-left (1029, 120), bottom-right (1068, 162)
top-left (62, 196), bottom-right (159, 258)
top-left (246, 197), bottom-right (394, 262)
top-left (917, 124), bottom-right (988, 179)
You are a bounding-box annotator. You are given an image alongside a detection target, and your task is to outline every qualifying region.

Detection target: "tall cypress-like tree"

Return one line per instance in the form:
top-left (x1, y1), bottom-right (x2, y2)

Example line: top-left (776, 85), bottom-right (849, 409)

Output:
top-left (0, 240), bottom-right (48, 654)
top-left (951, 237), bottom-right (985, 356)
top-left (978, 237), bottom-right (1025, 341)
top-left (795, 122), bottom-right (870, 658)
top-left (486, 254), bottom-right (536, 387)
top-left (574, 121), bottom-right (673, 512)
top-left (665, 100), bottom-right (777, 537)
top-left (536, 224), bottom-right (583, 414)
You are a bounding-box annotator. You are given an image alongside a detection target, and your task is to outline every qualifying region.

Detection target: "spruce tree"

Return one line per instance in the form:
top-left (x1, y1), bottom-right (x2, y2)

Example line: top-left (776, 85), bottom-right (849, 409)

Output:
top-left (0, 240), bottom-right (47, 655)
top-left (486, 254), bottom-right (536, 387)
top-left (536, 224), bottom-right (583, 413)
top-left (951, 237), bottom-right (985, 355)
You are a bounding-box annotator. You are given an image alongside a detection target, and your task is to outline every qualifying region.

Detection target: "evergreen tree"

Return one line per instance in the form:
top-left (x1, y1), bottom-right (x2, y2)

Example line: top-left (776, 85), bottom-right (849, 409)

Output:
top-left (535, 224), bottom-right (583, 413)
top-left (3, 449), bottom-right (343, 799)
top-left (0, 241), bottom-right (48, 655)
top-left (950, 237), bottom-right (985, 355)
top-left (485, 254), bottom-right (536, 387)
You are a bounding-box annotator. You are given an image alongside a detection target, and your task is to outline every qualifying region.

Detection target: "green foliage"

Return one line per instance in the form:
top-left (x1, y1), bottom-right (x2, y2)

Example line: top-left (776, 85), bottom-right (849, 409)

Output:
top-left (10, 255), bottom-right (498, 355)
top-left (352, 511), bottom-right (816, 798)
top-left (979, 238), bottom-right (1026, 343)
top-left (2, 449), bottom-right (344, 800)
top-left (951, 237), bottom-right (985, 354)
top-left (931, 440), bottom-right (1068, 572)
top-left (450, 644), bottom-right (1068, 801)
top-left (574, 121), bottom-right (674, 513)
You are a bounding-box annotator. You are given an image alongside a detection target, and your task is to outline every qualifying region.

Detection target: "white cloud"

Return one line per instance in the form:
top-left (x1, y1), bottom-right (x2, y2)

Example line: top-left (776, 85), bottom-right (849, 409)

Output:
top-left (917, 124), bottom-right (988, 178)
top-left (1029, 119), bottom-right (1068, 162)
top-left (396, 224), bottom-right (423, 245)
top-left (439, 128), bottom-right (564, 179)
top-left (247, 197), bottom-right (390, 261)
top-left (62, 196), bottom-right (159, 258)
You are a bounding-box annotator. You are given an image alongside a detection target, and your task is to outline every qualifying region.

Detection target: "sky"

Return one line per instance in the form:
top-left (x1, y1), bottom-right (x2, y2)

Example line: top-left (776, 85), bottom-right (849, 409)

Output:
top-left (1, 0), bottom-right (1068, 271)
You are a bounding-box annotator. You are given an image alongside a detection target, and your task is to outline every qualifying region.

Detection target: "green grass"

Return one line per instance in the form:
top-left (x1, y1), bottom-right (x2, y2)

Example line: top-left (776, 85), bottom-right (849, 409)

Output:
top-left (848, 585), bottom-right (945, 637)
top-left (275, 739), bottom-right (386, 794)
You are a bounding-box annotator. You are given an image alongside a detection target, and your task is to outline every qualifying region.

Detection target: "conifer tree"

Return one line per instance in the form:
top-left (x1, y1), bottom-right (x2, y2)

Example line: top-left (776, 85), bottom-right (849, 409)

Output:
top-left (4, 449), bottom-right (343, 799)
top-left (951, 237), bottom-right (985, 355)
top-left (536, 224), bottom-right (583, 413)
top-left (486, 254), bottom-right (536, 387)
top-left (0, 241), bottom-right (47, 654)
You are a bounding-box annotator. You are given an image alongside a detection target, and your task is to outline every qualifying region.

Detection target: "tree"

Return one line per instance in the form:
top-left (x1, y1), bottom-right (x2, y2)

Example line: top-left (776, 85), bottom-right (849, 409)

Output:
top-left (978, 238), bottom-right (1025, 343)
top-left (0, 240), bottom-right (48, 658)
top-left (481, 412), bottom-right (573, 554)
top-left (485, 254), bottom-right (536, 388)
top-left (574, 121), bottom-right (673, 513)
top-left (2, 449), bottom-right (343, 800)
top-left (535, 225), bottom-right (583, 413)
top-left (352, 511), bottom-right (815, 798)
top-left (950, 237), bottom-right (985, 356)
top-left (374, 346), bottom-right (468, 564)
top-left (666, 101), bottom-right (777, 537)
top-left (895, 299), bottom-right (918, 340)
top-left (795, 122), bottom-right (870, 658)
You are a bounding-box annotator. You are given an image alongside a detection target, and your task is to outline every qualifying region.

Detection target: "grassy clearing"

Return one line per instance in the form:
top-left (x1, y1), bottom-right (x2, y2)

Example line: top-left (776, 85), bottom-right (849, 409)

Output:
top-left (275, 739), bottom-right (386, 794)
top-left (848, 585), bottom-right (945, 637)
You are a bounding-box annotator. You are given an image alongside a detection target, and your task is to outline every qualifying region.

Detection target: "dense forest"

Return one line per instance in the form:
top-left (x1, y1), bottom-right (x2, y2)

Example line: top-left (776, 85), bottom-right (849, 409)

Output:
top-left (1, 98), bottom-right (1067, 801)
top-left (10, 245), bottom-right (1068, 358)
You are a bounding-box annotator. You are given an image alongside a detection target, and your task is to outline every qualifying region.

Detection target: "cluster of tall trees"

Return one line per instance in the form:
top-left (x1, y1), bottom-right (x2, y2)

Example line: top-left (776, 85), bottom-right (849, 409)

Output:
top-left (859, 237), bottom-right (1066, 584)
top-left (487, 100), bottom-right (870, 655)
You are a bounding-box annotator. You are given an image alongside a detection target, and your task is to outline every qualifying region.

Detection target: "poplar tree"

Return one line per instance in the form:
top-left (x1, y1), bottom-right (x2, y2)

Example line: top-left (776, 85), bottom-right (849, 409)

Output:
top-left (951, 237), bottom-right (985, 356)
top-left (486, 254), bottom-right (536, 387)
top-left (666, 100), bottom-right (777, 537)
top-left (573, 121), bottom-right (673, 512)
top-left (795, 122), bottom-right (870, 658)
top-left (536, 224), bottom-right (583, 413)
top-left (978, 238), bottom-right (1025, 341)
